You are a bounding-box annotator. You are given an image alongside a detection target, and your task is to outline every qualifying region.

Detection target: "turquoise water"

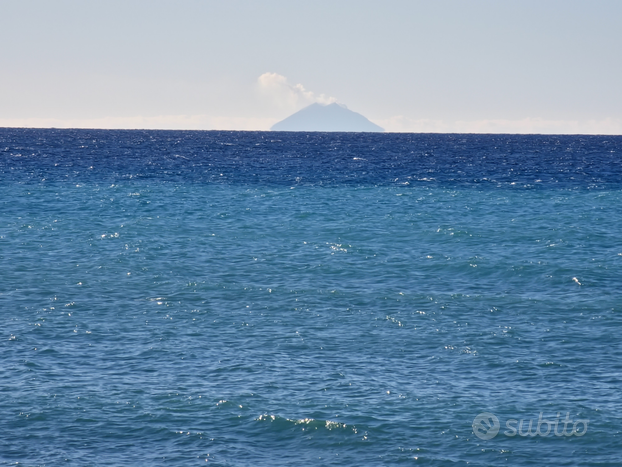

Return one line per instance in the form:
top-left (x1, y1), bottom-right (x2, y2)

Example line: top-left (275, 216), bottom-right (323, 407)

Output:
top-left (1, 129), bottom-right (622, 465)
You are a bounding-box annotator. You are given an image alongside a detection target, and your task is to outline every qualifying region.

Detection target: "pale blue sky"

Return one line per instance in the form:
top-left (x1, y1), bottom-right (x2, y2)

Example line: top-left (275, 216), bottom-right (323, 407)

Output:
top-left (1, 0), bottom-right (621, 133)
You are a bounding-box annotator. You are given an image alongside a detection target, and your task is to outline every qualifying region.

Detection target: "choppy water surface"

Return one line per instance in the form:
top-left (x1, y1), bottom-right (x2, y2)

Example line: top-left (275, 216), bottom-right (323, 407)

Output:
top-left (1, 129), bottom-right (622, 465)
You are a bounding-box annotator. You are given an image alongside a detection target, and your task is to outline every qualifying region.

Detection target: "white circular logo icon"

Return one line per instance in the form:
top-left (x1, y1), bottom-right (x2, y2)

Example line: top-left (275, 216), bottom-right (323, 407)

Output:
top-left (472, 412), bottom-right (500, 440)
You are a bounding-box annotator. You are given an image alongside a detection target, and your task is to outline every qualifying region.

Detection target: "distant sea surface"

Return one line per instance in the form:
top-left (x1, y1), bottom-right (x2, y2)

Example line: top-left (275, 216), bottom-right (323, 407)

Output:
top-left (1, 128), bottom-right (622, 466)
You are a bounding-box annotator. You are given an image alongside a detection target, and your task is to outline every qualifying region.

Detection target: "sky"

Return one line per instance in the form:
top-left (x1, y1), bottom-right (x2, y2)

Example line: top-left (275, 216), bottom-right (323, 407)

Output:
top-left (1, 0), bottom-right (621, 134)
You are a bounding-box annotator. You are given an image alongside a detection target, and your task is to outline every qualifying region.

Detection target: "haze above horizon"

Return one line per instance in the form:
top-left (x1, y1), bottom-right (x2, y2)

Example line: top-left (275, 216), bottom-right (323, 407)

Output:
top-left (1, 0), bottom-right (621, 134)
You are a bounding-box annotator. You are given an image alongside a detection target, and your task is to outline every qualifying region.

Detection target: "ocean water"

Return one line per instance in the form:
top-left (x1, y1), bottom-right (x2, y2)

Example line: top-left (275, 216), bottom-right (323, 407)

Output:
top-left (1, 128), bottom-right (621, 466)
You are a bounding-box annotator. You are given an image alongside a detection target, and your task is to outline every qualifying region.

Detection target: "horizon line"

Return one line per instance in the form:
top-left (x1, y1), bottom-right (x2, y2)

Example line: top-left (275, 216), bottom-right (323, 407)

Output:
top-left (1, 125), bottom-right (620, 137)
top-left (1, 115), bottom-right (621, 136)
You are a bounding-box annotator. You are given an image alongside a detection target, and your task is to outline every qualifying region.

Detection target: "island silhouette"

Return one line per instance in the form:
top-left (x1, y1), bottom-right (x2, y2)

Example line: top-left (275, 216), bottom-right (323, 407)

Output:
top-left (271, 103), bottom-right (384, 132)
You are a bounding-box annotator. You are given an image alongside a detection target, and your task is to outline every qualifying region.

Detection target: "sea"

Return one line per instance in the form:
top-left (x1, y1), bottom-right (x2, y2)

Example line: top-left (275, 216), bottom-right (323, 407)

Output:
top-left (1, 128), bottom-right (621, 466)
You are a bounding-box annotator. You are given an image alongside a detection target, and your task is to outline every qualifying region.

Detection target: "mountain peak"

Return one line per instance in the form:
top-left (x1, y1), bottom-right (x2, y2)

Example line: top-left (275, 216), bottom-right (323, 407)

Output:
top-left (271, 103), bottom-right (384, 132)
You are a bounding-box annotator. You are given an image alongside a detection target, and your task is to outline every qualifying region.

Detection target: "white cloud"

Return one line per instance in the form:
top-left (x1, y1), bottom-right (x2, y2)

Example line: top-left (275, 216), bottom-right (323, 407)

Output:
top-left (257, 72), bottom-right (336, 109)
top-left (376, 116), bottom-right (622, 135)
top-left (0, 115), bottom-right (277, 131)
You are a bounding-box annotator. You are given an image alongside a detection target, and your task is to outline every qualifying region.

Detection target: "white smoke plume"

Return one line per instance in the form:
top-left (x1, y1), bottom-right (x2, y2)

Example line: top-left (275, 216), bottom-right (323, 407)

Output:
top-left (257, 72), bottom-right (336, 109)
